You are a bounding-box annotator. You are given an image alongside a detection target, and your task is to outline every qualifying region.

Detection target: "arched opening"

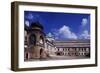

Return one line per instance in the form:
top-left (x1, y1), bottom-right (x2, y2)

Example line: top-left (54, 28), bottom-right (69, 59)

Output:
top-left (29, 34), bottom-right (36, 45)
top-left (40, 48), bottom-right (43, 55)
top-left (39, 36), bottom-right (44, 44)
top-left (56, 52), bottom-right (62, 56)
top-left (57, 52), bottom-right (60, 55)
top-left (40, 48), bottom-right (44, 58)
top-left (26, 53), bottom-right (28, 59)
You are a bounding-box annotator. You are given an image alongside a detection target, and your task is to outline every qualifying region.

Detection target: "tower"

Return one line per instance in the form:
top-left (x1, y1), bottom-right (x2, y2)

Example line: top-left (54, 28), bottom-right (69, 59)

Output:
top-left (28, 21), bottom-right (46, 59)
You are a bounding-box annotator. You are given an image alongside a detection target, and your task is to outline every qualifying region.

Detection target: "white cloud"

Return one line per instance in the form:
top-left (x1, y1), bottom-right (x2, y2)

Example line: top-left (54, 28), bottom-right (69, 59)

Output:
top-left (25, 20), bottom-right (30, 27)
top-left (80, 30), bottom-right (90, 39)
top-left (59, 25), bottom-right (77, 39)
top-left (81, 18), bottom-right (88, 26)
top-left (46, 32), bottom-right (55, 41)
top-left (79, 18), bottom-right (90, 39)
top-left (26, 13), bottom-right (40, 21)
top-left (27, 13), bottom-right (34, 19)
top-left (51, 25), bottom-right (90, 40)
top-left (53, 25), bottom-right (77, 40)
top-left (47, 32), bottom-right (53, 38)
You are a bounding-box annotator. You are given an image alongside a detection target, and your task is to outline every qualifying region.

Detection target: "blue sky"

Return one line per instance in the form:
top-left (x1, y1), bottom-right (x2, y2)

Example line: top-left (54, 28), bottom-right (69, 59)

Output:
top-left (24, 11), bottom-right (90, 40)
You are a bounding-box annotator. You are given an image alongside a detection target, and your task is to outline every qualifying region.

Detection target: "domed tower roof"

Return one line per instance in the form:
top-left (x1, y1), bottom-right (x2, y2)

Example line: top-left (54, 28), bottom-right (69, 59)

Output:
top-left (30, 21), bottom-right (44, 30)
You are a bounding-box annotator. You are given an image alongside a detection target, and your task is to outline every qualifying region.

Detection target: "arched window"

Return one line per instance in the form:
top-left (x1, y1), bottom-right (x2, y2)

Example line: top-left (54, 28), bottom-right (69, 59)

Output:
top-left (39, 36), bottom-right (44, 44)
top-left (29, 34), bottom-right (36, 45)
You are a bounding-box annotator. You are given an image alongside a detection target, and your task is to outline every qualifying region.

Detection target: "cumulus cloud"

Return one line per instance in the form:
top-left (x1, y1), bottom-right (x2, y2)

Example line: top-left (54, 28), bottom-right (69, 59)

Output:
top-left (46, 32), bottom-right (55, 41)
top-left (81, 18), bottom-right (88, 26)
top-left (47, 32), bottom-right (53, 38)
top-left (59, 25), bottom-right (77, 39)
top-left (26, 13), bottom-right (40, 22)
top-left (80, 30), bottom-right (90, 39)
top-left (79, 18), bottom-right (90, 39)
top-left (27, 13), bottom-right (34, 20)
top-left (25, 20), bottom-right (30, 27)
top-left (48, 20), bottom-right (90, 40)
top-left (52, 25), bottom-right (78, 40)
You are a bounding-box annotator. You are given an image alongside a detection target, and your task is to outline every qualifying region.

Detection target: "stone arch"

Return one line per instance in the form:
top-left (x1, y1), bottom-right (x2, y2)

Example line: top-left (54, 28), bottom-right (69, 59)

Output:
top-left (39, 35), bottom-right (44, 44)
top-left (29, 34), bottom-right (36, 45)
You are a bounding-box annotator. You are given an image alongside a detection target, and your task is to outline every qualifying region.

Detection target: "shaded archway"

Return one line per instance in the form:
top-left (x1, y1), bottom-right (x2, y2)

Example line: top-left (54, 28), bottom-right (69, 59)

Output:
top-left (40, 48), bottom-right (44, 58)
top-left (29, 34), bottom-right (36, 45)
top-left (26, 53), bottom-right (28, 59)
top-left (40, 48), bottom-right (43, 55)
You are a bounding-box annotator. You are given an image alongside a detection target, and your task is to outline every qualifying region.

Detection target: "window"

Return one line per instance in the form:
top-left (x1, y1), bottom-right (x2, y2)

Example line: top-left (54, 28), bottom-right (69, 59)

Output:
top-left (63, 48), bottom-right (64, 51)
top-left (39, 36), bottom-right (44, 44)
top-left (86, 48), bottom-right (89, 52)
top-left (29, 34), bottom-right (36, 45)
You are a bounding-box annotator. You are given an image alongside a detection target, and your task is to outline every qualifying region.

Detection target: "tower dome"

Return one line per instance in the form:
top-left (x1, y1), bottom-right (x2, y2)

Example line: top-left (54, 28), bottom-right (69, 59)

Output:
top-left (30, 21), bottom-right (43, 30)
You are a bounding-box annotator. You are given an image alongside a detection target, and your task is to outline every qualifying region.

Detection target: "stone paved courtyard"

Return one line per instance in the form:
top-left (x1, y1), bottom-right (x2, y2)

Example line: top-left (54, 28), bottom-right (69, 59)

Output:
top-left (25, 55), bottom-right (89, 61)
